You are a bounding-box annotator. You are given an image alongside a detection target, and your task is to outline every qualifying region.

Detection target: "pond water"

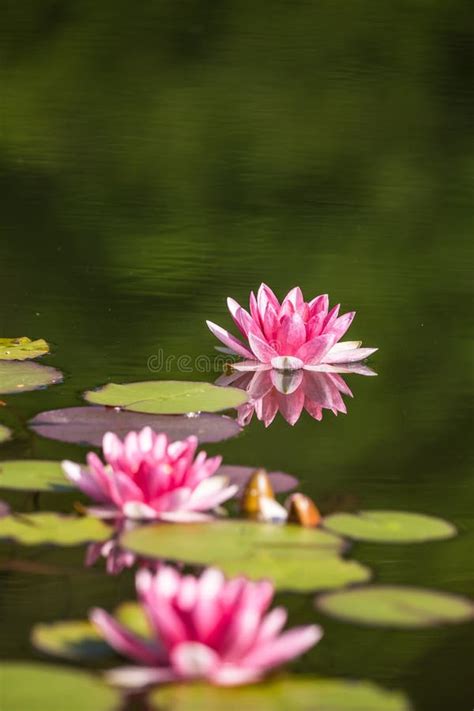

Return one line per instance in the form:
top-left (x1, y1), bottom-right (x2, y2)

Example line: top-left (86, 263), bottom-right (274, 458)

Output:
top-left (1, 2), bottom-right (473, 710)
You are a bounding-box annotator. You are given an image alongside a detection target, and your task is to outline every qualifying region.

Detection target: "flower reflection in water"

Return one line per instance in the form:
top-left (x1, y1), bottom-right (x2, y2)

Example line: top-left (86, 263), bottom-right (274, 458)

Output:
top-left (84, 519), bottom-right (151, 575)
top-left (217, 363), bottom-right (376, 427)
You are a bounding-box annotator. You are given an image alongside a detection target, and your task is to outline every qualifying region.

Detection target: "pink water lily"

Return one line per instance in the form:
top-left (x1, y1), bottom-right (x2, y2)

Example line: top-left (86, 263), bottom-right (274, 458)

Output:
top-left (207, 284), bottom-right (377, 370)
top-left (62, 427), bottom-right (237, 522)
top-left (217, 365), bottom-right (376, 427)
top-left (91, 565), bottom-right (322, 688)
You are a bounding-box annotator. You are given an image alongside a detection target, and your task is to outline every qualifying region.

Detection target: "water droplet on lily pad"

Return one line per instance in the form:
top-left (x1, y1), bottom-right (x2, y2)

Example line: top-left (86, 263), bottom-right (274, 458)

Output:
top-left (29, 406), bottom-right (241, 446)
top-left (323, 510), bottom-right (456, 543)
top-left (0, 337), bottom-right (49, 360)
top-left (316, 585), bottom-right (474, 628)
top-left (0, 361), bottom-right (63, 394)
top-left (83, 380), bottom-right (247, 414)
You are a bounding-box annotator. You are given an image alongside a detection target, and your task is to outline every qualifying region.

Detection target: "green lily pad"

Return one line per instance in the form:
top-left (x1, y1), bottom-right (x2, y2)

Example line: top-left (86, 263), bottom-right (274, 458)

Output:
top-left (120, 520), bottom-right (360, 592)
top-left (323, 510), bottom-right (456, 543)
top-left (0, 424), bottom-right (12, 443)
top-left (0, 512), bottom-right (111, 546)
top-left (84, 380), bottom-right (247, 414)
top-left (0, 459), bottom-right (74, 492)
top-left (221, 549), bottom-right (370, 592)
top-left (0, 337), bottom-right (49, 360)
top-left (316, 585), bottom-right (474, 628)
top-left (0, 361), bottom-right (63, 394)
top-left (1, 663), bottom-right (118, 711)
top-left (32, 603), bottom-right (151, 662)
top-left (32, 620), bottom-right (110, 661)
top-left (151, 677), bottom-right (412, 711)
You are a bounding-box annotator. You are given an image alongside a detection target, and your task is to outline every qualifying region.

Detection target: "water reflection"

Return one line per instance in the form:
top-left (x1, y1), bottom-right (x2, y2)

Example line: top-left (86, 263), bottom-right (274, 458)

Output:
top-left (85, 519), bottom-right (147, 575)
top-left (217, 364), bottom-right (376, 427)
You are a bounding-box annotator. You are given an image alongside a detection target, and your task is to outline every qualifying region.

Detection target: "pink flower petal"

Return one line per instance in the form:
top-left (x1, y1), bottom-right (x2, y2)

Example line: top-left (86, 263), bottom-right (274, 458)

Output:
top-left (270, 368), bottom-right (303, 395)
top-left (85, 505), bottom-right (119, 518)
top-left (247, 371), bottom-right (274, 400)
top-left (257, 283), bottom-right (280, 319)
top-left (62, 461), bottom-right (109, 503)
top-left (171, 642), bottom-right (220, 679)
top-left (255, 607), bottom-right (288, 644)
top-left (206, 321), bottom-right (254, 359)
top-left (283, 286), bottom-right (305, 313)
top-left (270, 355), bottom-right (304, 371)
top-left (308, 294), bottom-right (329, 317)
top-left (275, 388), bottom-right (305, 426)
top-left (247, 330), bottom-right (278, 363)
top-left (158, 511), bottom-right (214, 522)
top-left (227, 298), bottom-right (254, 337)
top-left (328, 311), bottom-right (355, 341)
top-left (261, 303), bottom-right (279, 342)
top-left (275, 313), bottom-right (306, 355)
top-left (187, 477), bottom-right (238, 511)
top-left (303, 362), bottom-right (377, 375)
top-left (90, 608), bottom-right (164, 665)
top-left (192, 568), bottom-right (226, 640)
top-left (327, 340), bottom-right (362, 353)
top-left (210, 665), bottom-right (262, 686)
top-left (230, 360), bottom-right (272, 372)
top-left (323, 346), bottom-right (378, 364)
top-left (122, 501), bottom-right (159, 520)
top-left (104, 665), bottom-right (177, 689)
top-left (242, 624), bottom-right (322, 670)
top-left (295, 334), bottom-right (335, 365)
top-left (259, 392), bottom-right (279, 427)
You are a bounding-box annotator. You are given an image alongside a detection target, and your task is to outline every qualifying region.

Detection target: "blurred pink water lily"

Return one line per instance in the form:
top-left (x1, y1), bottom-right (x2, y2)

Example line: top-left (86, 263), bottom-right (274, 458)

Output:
top-left (207, 284), bottom-right (377, 370)
top-left (62, 427), bottom-right (237, 522)
top-left (91, 565), bottom-right (322, 688)
top-left (217, 365), bottom-right (376, 427)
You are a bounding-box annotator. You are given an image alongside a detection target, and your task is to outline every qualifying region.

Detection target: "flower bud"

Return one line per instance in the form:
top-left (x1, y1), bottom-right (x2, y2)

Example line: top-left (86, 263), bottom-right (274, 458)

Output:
top-left (285, 493), bottom-right (321, 527)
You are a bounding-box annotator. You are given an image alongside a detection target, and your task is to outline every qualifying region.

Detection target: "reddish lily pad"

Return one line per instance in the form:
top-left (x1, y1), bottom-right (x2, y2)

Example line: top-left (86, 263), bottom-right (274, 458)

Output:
top-left (218, 465), bottom-right (298, 495)
top-left (0, 361), bottom-right (63, 394)
top-left (29, 407), bottom-right (241, 446)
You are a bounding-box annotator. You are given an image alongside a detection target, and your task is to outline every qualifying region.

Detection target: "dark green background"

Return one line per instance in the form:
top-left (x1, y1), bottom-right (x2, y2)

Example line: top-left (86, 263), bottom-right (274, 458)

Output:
top-left (0, 2), bottom-right (473, 710)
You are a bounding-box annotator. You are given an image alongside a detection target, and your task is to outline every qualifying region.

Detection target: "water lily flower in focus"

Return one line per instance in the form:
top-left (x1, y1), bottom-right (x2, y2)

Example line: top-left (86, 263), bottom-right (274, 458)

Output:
top-left (91, 565), bottom-right (322, 688)
top-left (207, 284), bottom-right (377, 370)
top-left (62, 427), bottom-right (238, 521)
